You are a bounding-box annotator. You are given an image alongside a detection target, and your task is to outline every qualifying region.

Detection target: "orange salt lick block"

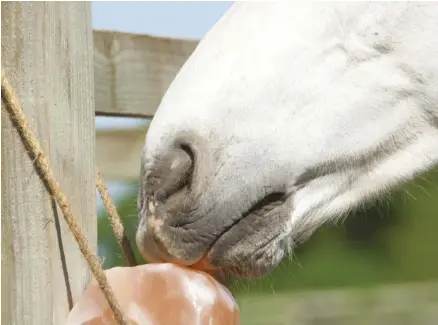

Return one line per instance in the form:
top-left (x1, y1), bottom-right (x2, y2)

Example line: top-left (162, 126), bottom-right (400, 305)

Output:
top-left (66, 263), bottom-right (239, 325)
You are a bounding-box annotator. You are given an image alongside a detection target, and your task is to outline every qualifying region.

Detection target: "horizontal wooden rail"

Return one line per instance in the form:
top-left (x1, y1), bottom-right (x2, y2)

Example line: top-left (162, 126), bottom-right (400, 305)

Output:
top-left (93, 30), bottom-right (198, 118)
top-left (96, 126), bottom-right (148, 181)
top-left (237, 281), bottom-right (438, 325)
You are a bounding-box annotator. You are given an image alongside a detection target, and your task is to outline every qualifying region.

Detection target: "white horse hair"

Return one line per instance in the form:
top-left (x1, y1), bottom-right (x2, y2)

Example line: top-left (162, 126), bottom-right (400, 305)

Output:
top-left (136, 2), bottom-right (438, 277)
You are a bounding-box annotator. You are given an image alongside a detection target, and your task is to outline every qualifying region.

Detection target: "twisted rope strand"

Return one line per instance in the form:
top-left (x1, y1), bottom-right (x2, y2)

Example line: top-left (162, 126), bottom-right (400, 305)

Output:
top-left (96, 170), bottom-right (137, 267)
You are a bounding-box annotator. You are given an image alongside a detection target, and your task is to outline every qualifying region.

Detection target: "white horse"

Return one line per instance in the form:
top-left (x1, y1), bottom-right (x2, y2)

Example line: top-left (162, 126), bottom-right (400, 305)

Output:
top-left (136, 2), bottom-right (438, 277)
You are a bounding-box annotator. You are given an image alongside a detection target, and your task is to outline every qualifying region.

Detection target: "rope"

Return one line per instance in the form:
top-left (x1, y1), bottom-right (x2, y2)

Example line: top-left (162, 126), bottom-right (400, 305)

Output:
top-left (96, 170), bottom-right (137, 266)
top-left (1, 72), bottom-right (129, 325)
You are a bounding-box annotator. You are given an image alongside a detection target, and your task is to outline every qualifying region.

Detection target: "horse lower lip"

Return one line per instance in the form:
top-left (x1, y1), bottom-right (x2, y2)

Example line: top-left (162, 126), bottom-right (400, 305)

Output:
top-left (207, 196), bottom-right (288, 252)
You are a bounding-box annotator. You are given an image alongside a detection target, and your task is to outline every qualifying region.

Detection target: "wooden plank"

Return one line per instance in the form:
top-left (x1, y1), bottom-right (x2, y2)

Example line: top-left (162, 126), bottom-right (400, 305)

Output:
top-left (1, 2), bottom-right (96, 324)
top-left (237, 281), bottom-right (438, 325)
top-left (93, 30), bottom-right (198, 117)
top-left (96, 127), bottom-right (148, 181)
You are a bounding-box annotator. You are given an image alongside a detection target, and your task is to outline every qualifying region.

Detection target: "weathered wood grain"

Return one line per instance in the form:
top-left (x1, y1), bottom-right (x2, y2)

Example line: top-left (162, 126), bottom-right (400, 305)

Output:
top-left (93, 30), bottom-right (198, 118)
top-left (96, 127), bottom-right (148, 181)
top-left (1, 2), bottom-right (96, 324)
top-left (237, 281), bottom-right (438, 325)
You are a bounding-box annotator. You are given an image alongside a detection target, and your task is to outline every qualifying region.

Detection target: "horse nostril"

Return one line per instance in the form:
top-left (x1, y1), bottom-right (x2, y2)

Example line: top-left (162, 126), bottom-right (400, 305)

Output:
top-left (150, 143), bottom-right (195, 203)
top-left (180, 143), bottom-right (195, 169)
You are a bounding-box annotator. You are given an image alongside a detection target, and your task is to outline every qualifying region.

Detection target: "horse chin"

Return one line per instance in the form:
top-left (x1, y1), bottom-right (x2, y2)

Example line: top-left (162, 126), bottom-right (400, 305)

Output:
top-left (206, 240), bottom-right (287, 279)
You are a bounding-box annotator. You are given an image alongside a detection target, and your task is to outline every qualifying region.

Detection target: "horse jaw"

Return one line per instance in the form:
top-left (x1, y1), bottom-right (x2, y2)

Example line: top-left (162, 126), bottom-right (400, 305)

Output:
top-left (138, 2), bottom-right (438, 277)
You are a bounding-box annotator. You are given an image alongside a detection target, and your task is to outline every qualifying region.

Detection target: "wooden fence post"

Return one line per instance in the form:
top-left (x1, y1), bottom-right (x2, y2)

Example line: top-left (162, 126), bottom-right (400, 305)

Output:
top-left (1, 2), bottom-right (96, 324)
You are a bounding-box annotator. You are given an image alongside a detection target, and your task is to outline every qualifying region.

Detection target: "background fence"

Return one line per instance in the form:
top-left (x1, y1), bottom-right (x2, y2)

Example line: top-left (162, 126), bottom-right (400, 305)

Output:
top-left (237, 281), bottom-right (438, 325)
